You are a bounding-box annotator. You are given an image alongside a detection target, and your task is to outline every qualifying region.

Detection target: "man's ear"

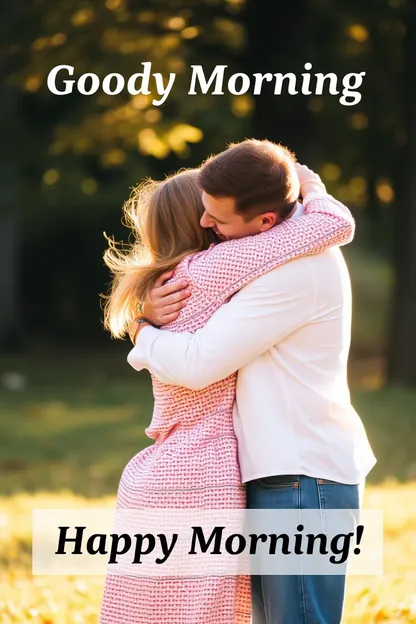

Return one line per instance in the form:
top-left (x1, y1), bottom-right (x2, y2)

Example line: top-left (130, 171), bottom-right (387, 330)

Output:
top-left (259, 212), bottom-right (278, 231)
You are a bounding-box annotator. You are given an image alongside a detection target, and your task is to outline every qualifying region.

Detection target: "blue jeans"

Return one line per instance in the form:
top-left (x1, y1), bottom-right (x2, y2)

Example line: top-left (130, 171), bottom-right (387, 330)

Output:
top-left (246, 474), bottom-right (360, 624)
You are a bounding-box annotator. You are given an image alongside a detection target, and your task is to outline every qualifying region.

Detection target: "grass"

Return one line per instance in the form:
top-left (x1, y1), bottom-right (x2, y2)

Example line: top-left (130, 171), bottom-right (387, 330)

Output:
top-left (1, 349), bottom-right (415, 496)
top-left (0, 486), bottom-right (415, 623)
top-left (0, 354), bottom-right (415, 622)
top-left (0, 354), bottom-right (152, 498)
top-left (343, 244), bottom-right (393, 359)
top-left (353, 388), bottom-right (416, 482)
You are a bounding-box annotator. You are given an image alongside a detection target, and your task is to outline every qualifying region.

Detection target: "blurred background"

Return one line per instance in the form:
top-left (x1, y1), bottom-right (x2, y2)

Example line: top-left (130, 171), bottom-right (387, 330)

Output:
top-left (0, 1), bottom-right (416, 622)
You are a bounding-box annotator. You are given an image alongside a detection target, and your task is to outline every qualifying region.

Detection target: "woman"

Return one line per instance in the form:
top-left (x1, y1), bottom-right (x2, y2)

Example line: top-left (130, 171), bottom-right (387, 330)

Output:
top-left (100, 159), bottom-right (354, 624)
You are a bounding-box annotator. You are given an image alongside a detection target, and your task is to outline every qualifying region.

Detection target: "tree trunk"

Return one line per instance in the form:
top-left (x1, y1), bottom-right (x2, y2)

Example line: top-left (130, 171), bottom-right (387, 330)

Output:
top-left (244, 0), bottom-right (313, 161)
top-left (0, 213), bottom-right (20, 347)
top-left (0, 2), bottom-right (22, 349)
top-left (387, 0), bottom-right (416, 385)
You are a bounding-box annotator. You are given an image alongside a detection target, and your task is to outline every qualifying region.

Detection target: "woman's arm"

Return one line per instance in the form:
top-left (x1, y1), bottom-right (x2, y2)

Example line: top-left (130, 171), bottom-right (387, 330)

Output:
top-left (188, 185), bottom-right (354, 302)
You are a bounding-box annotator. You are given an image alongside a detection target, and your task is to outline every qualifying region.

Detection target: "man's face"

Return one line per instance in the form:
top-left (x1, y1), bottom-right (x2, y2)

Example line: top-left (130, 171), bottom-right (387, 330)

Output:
top-left (200, 192), bottom-right (276, 241)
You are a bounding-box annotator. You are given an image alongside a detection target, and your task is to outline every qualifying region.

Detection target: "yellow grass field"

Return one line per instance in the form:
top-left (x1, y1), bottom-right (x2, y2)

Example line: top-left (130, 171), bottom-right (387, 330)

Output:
top-left (0, 350), bottom-right (415, 623)
top-left (0, 483), bottom-right (415, 624)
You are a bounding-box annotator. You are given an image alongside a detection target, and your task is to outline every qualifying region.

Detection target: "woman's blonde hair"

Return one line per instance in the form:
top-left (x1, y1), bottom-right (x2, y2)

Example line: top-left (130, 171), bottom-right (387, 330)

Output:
top-left (102, 168), bottom-right (215, 339)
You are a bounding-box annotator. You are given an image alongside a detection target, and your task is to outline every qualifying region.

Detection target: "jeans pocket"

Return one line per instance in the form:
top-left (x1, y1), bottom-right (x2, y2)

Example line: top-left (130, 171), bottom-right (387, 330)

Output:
top-left (316, 481), bottom-right (359, 535)
top-left (256, 475), bottom-right (300, 489)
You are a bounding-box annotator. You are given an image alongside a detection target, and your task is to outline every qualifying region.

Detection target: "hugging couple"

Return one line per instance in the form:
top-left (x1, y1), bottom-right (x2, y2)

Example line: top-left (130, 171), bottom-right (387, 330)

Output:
top-left (101, 139), bottom-right (376, 624)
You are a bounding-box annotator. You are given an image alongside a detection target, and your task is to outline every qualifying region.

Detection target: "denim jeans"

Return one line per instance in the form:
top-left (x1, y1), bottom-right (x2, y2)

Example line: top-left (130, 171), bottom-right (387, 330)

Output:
top-left (246, 474), bottom-right (360, 624)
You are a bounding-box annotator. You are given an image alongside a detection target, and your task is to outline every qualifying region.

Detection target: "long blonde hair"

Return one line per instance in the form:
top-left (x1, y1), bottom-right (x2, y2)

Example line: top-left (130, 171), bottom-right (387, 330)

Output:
top-left (102, 168), bottom-right (215, 339)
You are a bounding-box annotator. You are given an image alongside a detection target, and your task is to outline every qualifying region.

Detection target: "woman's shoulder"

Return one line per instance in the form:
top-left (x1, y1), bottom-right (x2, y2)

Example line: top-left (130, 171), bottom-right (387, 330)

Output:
top-left (174, 243), bottom-right (217, 276)
top-left (164, 245), bottom-right (221, 302)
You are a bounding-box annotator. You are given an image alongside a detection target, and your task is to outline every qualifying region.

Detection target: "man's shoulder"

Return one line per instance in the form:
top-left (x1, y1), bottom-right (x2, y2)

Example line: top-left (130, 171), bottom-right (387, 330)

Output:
top-left (269, 246), bottom-right (347, 274)
top-left (241, 247), bottom-right (350, 294)
top-left (277, 246), bottom-right (349, 274)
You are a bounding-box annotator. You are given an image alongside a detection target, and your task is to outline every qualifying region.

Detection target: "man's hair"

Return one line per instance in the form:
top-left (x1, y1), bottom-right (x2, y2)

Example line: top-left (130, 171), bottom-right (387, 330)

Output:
top-left (199, 139), bottom-right (300, 221)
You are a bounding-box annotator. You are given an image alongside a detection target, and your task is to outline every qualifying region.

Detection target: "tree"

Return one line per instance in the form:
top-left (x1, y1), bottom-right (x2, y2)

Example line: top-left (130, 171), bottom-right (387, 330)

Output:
top-left (244, 0), bottom-right (313, 160)
top-left (0, 1), bottom-right (24, 348)
top-left (387, 0), bottom-right (416, 386)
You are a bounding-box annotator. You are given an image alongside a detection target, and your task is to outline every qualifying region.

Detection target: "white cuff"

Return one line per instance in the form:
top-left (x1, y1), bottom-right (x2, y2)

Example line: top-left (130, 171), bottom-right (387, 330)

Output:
top-left (127, 325), bottom-right (160, 371)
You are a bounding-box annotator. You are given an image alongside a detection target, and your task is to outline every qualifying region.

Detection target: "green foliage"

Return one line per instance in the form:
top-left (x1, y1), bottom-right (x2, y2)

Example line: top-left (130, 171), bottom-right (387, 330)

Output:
top-left (2, 0), bottom-right (407, 216)
top-left (6, 0), bottom-right (251, 217)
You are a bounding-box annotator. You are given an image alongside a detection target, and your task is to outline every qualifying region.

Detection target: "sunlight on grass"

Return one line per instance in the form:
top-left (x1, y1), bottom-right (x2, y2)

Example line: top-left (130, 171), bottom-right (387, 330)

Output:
top-left (0, 485), bottom-right (415, 623)
top-left (0, 352), bottom-right (415, 622)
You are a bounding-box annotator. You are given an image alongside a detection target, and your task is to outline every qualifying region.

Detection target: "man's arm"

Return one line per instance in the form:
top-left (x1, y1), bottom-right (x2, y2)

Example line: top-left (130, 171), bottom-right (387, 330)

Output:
top-left (127, 258), bottom-right (316, 390)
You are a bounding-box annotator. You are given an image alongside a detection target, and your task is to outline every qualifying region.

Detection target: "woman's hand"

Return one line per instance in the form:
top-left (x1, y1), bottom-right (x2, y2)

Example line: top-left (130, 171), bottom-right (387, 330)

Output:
top-left (295, 163), bottom-right (327, 197)
top-left (142, 271), bottom-right (192, 326)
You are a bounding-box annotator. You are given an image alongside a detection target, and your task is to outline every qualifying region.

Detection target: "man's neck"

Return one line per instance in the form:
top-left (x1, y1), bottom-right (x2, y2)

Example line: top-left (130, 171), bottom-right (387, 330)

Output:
top-left (277, 201), bottom-right (303, 225)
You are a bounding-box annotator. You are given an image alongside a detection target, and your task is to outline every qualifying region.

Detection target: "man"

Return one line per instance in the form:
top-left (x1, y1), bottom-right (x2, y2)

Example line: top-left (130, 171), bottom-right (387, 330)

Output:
top-left (127, 140), bottom-right (376, 624)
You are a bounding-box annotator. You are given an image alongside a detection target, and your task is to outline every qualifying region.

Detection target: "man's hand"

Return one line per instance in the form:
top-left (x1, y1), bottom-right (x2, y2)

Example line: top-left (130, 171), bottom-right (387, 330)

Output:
top-left (142, 270), bottom-right (192, 326)
top-left (295, 163), bottom-right (327, 197)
